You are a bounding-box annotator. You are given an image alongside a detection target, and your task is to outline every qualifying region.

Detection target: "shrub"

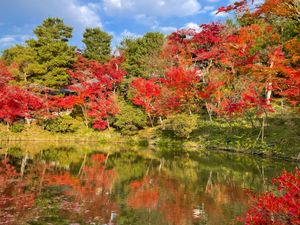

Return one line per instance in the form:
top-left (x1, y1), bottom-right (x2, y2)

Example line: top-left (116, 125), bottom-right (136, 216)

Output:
top-left (164, 113), bottom-right (198, 139)
top-left (238, 168), bottom-right (300, 225)
top-left (41, 115), bottom-right (79, 133)
top-left (113, 100), bottom-right (147, 135)
top-left (9, 122), bottom-right (25, 133)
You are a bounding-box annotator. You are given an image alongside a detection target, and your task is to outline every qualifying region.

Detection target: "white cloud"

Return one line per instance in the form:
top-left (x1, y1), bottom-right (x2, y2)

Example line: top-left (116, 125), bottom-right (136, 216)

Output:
top-left (199, 5), bottom-right (215, 13)
top-left (210, 10), bottom-right (230, 17)
top-left (0, 0), bottom-right (102, 29)
top-left (135, 14), bottom-right (159, 28)
top-left (121, 29), bottom-right (141, 38)
top-left (207, 0), bottom-right (220, 2)
top-left (157, 26), bottom-right (177, 34)
top-left (0, 35), bottom-right (16, 46)
top-left (103, 0), bottom-right (201, 17)
top-left (66, 1), bottom-right (102, 28)
top-left (184, 22), bottom-right (202, 32)
top-left (0, 34), bottom-right (33, 47)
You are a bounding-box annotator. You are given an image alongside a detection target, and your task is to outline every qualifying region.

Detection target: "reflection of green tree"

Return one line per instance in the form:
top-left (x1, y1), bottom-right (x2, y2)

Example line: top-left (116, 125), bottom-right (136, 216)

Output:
top-left (107, 151), bottom-right (150, 182)
top-left (38, 147), bottom-right (84, 169)
top-left (107, 151), bottom-right (151, 205)
top-left (7, 147), bottom-right (23, 158)
top-left (117, 207), bottom-right (169, 225)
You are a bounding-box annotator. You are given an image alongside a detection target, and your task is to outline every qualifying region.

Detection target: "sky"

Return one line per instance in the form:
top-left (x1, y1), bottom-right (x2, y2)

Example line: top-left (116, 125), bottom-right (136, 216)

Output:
top-left (0, 0), bottom-right (261, 52)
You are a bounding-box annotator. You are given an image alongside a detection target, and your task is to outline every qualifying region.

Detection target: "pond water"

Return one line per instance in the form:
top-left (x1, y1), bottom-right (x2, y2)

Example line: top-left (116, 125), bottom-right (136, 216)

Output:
top-left (0, 141), bottom-right (297, 225)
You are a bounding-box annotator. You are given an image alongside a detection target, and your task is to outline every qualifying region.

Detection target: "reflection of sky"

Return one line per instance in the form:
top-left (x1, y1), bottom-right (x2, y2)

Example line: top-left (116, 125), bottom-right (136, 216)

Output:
top-left (0, 0), bottom-right (239, 52)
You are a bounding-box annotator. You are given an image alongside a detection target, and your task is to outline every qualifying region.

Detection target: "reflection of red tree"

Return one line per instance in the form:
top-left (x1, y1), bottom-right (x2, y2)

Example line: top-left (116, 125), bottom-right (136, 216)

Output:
top-left (201, 182), bottom-right (250, 224)
top-left (127, 177), bottom-right (159, 209)
top-left (127, 175), bottom-right (197, 225)
top-left (46, 154), bottom-right (118, 223)
top-left (127, 172), bottom-right (254, 225)
top-left (0, 159), bottom-right (36, 225)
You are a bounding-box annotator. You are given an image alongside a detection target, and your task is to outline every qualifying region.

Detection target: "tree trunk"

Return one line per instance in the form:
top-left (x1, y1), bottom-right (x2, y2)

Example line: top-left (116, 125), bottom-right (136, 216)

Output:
top-left (80, 104), bottom-right (89, 127)
top-left (159, 116), bottom-right (164, 129)
top-left (106, 117), bottom-right (110, 129)
top-left (148, 113), bottom-right (154, 127)
top-left (266, 82), bottom-right (272, 105)
top-left (205, 102), bottom-right (213, 122)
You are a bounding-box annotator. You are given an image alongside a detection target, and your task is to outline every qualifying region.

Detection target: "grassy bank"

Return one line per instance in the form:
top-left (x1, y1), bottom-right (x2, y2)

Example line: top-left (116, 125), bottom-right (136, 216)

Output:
top-left (156, 113), bottom-right (300, 161)
top-left (1, 113), bottom-right (299, 161)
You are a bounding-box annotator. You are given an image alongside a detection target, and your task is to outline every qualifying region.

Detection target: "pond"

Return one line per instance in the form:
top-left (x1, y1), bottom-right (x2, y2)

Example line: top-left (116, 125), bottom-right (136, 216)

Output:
top-left (0, 141), bottom-right (297, 225)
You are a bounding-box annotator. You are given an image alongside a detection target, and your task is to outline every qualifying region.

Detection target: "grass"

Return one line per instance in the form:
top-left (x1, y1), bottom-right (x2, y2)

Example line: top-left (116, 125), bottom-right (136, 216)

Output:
top-left (156, 113), bottom-right (300, 160)
top-left (0, 112), bottom-right (299, 160)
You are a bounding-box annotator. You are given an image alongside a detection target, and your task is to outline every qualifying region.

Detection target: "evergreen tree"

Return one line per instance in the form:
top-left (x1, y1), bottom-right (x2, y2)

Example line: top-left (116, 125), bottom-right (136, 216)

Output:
top-left (82, 28), bottom-right (112, 63)
top-left (119, 32), bottom-right (165, 78)
top-left (2, 18), bottom-right (75, 88)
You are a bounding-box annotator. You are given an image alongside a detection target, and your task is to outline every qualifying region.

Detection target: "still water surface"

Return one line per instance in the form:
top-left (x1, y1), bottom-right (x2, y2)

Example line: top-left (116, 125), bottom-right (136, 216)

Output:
top-left (0, 141), bottom-right (297, 225)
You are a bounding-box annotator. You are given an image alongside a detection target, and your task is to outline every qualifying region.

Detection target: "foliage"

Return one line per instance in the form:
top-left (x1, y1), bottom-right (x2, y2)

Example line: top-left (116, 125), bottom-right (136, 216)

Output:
top-left (113, 99), bottom-right (147, 135)
top-left (120, 32), bottom-right (165, 78)
top-left (163, 113), bottom-right (198, 139)
top-left (0, 0), bottom-right (299, 146)
top-left (238, 168), bottom-right (300, 224)
top-left (41, 115), bottom-right (79, 133)
top-left (0, 75), bottom-right (43, 125)
top-left (3, 18), bottom-right (75, 88)
top-left (9, 122), bottom-right (25, 133)
top-left (49, 54), bottom-right (126, 129)
top-left (82, 28), bottom-right (112, 63)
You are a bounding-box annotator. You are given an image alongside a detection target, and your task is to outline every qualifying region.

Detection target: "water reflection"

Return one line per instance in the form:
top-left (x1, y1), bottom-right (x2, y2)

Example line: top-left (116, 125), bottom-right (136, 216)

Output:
top-left (0, 142), bottom-right (296, 225)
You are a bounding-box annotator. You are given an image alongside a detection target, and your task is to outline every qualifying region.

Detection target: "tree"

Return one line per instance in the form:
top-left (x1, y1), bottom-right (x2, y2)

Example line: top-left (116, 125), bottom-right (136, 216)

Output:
top-left (82, 28), bottom-right (112, 63)
top-left (113, 98), bottom-right (147, 135)
top-left (238, 168), bottom-right (300, 225)
top-left (50, 54), bottom-right (126, 130)
top-left (0, 85), bottom-right (43, 125)
top-left (0, 61), bottom-right (43, 125)
top-left (1, 45), bottom-right (37, 84)
top-left (120, 32), bottom-right (165, 78)
top-left (3, 18), bottom-right (76, 88)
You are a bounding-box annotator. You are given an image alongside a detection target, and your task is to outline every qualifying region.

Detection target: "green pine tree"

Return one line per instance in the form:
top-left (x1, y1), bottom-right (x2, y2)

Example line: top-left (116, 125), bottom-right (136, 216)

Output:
top-left (82, 28), bottom-right (112, 63)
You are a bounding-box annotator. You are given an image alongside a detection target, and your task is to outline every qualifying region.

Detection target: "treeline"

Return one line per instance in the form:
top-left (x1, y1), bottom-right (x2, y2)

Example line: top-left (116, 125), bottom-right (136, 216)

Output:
top-left (0, 0), bottom-right (299, 138)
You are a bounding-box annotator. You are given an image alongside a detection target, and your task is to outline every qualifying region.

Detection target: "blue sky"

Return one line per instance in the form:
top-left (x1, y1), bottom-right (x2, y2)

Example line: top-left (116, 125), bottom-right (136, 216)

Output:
top-left (0, 0), bottom-right (244, 52)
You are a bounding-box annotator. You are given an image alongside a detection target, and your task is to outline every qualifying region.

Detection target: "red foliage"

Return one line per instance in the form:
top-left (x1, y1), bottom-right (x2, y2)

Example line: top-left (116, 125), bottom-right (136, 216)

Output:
top-left (51, 55), bottom-right (126, 129)
top-left (0, 159), bottom-right (36, 225)
top-left (131, 77), bottom-right (161, 115)
top-left (238, 168), bottom-right (300, 225)
top-left (281, 70), bottom-right (300, 106)
top-left (0, 60), bottom-right (12, 87)
top-left (0, 86), bottom-right (43, 124)
top-left (217, 0), bottom-right (250, 14)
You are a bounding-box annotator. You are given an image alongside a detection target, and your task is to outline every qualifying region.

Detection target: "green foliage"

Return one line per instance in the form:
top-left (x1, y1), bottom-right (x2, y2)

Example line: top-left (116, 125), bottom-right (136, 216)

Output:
top-left (2, 18), bottom-right (75, 88)
top-left (164, 113), bottom-right (199, 139)
top-left (41, 115), bottom-right (79, 133)
top-left (9, 122), bottom-right (25, 133)
top-left (82, 28), bottom-right (112, 63)
top-left (113, 99), bottom-right (147, 135)
top-left (2, 45), bottom-right (37, 84)
top-left (120, 32), bottom-right (165, 78)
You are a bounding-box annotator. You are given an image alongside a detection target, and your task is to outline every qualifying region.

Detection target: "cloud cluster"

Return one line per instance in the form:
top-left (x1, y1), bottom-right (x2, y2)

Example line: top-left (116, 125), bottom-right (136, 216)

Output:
top-left (103, 0), bottom-right (202, 17)
top-left (0, 34), bottom-right (31, 47)
top-left (0, 0), bottom-right (102, 29)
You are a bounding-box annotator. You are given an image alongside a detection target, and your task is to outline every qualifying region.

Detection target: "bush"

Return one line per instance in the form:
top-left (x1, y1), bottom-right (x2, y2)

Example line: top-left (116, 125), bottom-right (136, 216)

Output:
top-left (238, 168), bottom-right (300, 224)
top-left (9, 122), bottom-right (25, 133)
top-left (41, 115), bottom-right (79, 133)
top-left (113, 99), bottom-right (147, 135)
top-left (164, 113), bottom-right (198, 139)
